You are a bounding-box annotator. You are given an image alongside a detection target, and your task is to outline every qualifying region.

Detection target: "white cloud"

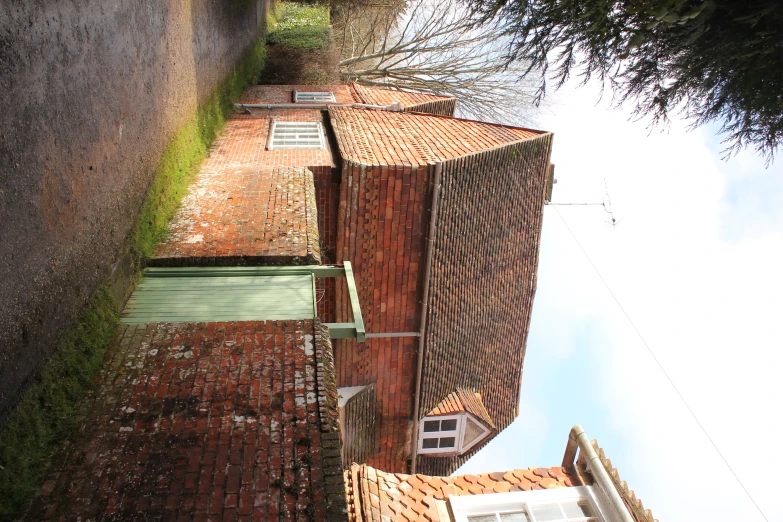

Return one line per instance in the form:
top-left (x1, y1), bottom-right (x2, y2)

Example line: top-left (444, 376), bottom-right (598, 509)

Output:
top-left (459, 78), bottom-right (783, 522)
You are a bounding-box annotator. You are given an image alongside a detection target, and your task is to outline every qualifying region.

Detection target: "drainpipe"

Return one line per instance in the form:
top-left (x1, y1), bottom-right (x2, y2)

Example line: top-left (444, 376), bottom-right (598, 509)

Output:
top-left (410, 161), bottom-right (443, 474)
top-left (364, 332), bottom-right (420, 339)
top-left (234, 102), bottom-right (404, 111)
top-left (563, 425), bottom-right (635, 522)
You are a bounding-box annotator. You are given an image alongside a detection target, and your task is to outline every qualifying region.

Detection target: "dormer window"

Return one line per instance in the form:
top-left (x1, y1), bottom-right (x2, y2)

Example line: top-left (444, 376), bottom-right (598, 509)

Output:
top-left (293, 91), bottom-right (336, 103)
top-left (418, 389), bottom-right (495, 456)
top-left (418, 412), bottom-right (490, 455)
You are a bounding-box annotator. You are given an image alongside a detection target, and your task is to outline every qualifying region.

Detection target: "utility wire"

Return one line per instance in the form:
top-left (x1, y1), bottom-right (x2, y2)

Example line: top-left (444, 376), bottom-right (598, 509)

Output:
top-left (551, 205), bottom-right (770, 522)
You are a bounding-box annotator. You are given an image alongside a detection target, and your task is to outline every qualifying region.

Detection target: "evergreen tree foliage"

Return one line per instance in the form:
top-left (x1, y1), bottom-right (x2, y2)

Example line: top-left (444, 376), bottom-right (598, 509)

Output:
top-left (470, 0), bottom-right (783, 162)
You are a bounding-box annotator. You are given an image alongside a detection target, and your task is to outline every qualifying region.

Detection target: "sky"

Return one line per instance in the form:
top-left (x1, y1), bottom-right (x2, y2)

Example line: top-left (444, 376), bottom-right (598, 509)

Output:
top-left (455, 77), bottom-right (783, 522)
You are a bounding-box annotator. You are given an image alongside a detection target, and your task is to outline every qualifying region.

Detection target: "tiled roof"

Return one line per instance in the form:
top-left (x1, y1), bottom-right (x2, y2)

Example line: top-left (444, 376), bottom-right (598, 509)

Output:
top-left (427, 388), bottom-right (496, 429)
top-left (31, 320), bottom-right (347, 521)
top-left (345, 464), bottom-right (585, 522)
top-left (352, 84), bottom-right (457, 116)
top-left (328, 107), bottom-right (544, 166)
top-left (417, 134), bottom-right (553, 476)
top-left (587, 441), bottom-right (660, 522)
top-left (151, 166), bottom-right (321, 266)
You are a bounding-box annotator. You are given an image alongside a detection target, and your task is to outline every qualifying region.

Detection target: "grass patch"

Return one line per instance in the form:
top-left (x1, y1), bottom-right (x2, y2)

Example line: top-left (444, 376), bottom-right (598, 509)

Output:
top-left (268, 3), bottom-right (331, 50)
top-left (268, 25), bottom-right (331, 49)
top-left (0, 36), bottom-right (267, 522)
top-left (0, 285), bottom-right (119, 520)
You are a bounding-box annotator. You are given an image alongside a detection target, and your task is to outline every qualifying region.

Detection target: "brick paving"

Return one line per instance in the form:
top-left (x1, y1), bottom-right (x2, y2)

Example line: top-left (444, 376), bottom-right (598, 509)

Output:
top-left (31, 320), bottom-right (345, 521)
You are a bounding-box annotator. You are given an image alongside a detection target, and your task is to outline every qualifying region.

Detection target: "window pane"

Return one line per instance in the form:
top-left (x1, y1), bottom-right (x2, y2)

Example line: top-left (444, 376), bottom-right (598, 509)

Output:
top-left (270, 122), bottom-right (323, 150)
top-left (439, 437), bottom-right (456, 448)
top-left (530, 504), bottom-right (564, 521)
top-left (499, 511), bottom-right (530, 521)
top-left (423, 420), bottom-right (440, 432)
top-left (422, 438), bottom-right (439, 449)
top-left (441, 419), bottom-right (458, 431)
top-left (562, 501), bottom-right (594, 518)
top-left (467, 516), bottom-right (497, 522)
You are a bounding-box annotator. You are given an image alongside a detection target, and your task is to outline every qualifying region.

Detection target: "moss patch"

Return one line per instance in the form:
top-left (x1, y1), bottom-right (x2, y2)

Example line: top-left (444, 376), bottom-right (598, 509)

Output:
top-left (0, 285), bottom-right (119, 520)
top-left (0, 34), bottom-right (267, 522)
top-left (131, 37), bottom-right (267, 261)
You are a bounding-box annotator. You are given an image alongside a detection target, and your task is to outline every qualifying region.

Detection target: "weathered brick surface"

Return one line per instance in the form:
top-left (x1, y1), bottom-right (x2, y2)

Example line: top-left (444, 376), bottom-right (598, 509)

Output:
top-left (152, 166), bottom-right (321, 266)
top-left (334, 160), bottom-right (429, 472)
top-left (31, 320), bottom-right (345, 521)
top-left (149, 96), bottom-right (342, 272)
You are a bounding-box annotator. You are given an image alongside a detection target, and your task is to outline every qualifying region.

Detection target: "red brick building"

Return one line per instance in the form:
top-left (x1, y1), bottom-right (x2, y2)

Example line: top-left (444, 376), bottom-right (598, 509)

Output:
top-left (28, 78), bottom-right (559, 520)
top-left (217, 83), bottom-right (555, 477)
top-left (344, 426), bottom-right (659, 522)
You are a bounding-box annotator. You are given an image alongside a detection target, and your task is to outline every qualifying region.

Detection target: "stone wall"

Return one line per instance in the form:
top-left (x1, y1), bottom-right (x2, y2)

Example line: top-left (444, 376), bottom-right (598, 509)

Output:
top-left (0, 0), bottom-right (264, 415)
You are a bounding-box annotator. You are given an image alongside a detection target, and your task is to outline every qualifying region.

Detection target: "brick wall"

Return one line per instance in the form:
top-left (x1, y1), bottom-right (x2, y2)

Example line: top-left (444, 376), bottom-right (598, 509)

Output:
top-left (332, 161), bottom-right (433, 472)
top-left (31, 319), bottom-right (346, 521)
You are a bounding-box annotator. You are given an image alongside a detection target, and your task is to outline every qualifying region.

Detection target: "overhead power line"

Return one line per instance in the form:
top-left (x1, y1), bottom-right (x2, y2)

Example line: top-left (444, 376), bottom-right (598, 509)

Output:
top-left (551, 205), bottom-right (769, 522)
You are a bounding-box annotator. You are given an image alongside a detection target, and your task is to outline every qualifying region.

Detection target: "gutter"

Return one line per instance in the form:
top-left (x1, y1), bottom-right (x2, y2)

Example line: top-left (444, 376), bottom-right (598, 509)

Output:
top-left (563, 425), bottom-right (635, 522)
top-left (234, 102), bottom-right (403, 111)
top-left (410, 161), bottom-right (443, 473)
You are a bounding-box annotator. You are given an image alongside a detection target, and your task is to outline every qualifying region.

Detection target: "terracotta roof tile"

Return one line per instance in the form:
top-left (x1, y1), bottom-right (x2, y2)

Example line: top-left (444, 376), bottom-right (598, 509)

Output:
top-left (352, 84), bottom-right (457, 116)
top-left (581, 441), bottom-right (660, 522)
top-left (346, 464), bottom-right (583, 522)
top-left (328, 107), bottom-right (544, 166)
top-left (426, 389), bottom-right (496, 429)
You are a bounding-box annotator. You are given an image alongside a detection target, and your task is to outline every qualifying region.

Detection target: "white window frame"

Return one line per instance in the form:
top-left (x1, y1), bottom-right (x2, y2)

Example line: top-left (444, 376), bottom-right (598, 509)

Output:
top-left (417, 413), bottom-right (490, 455)
top-left (293, 90), bottom-right (336, 103)
top-left (449, 486), bottom-right (622, 522)
top-left (268, 121), bottom-right (326, 150)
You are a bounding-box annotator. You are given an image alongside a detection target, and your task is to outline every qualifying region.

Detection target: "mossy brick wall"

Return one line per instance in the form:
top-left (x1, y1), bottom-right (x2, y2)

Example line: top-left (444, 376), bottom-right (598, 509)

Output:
top-left (0, 0), bottom-right (265, 416)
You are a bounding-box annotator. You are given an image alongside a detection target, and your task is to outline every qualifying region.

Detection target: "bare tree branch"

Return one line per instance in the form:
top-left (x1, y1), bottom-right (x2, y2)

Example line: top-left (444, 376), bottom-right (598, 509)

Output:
top-left (332, 0), bottom-right (541, 125)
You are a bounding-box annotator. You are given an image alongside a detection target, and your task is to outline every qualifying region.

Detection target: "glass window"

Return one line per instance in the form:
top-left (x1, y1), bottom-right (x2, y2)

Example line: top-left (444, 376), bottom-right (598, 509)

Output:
top-left (562, 502), bottom-right (594, 518)
top-left (468, 516), bottom-right (498, 522)
top-left (294, 91), bottom-right (336, 103)
top-left (441, 419), bottom-right (458, 431)
top-left (452, 488), bottom-right (604, 522)
top-left (439, 437), bottom-right (456, 448)
top-left (531, 504), bottom-right (563, 521)
top-left (418, 415), bottom-right (461, 453)
top-left (423, 420), bottom-right (441, 432)
top-left (269, 122), bottom-right (325, 150)
top-left (422, 438), bottom-right (439, 449)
